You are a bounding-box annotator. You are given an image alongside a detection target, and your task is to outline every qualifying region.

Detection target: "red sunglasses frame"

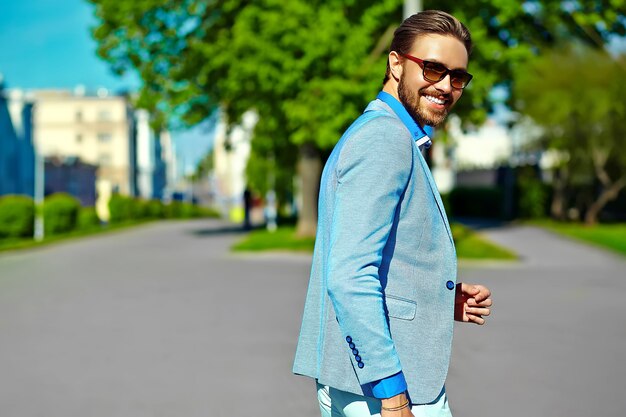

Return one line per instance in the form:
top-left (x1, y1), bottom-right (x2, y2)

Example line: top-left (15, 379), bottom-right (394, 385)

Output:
top-left (400, 53), bottom-right (473, 89)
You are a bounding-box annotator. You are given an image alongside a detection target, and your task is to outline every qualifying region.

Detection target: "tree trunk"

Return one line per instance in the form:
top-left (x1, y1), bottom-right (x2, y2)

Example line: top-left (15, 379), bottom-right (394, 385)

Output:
top-left (584, 176), bottom-right (626, 225)
top-left (550, 166), bottom-right (568, 220)
top-left (296, 142), bottom-right (321, 237)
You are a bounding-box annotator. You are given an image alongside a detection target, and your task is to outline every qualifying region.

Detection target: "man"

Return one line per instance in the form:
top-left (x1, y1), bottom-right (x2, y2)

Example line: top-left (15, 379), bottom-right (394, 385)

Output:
top-left (293, 10), bottom-right (492, 417)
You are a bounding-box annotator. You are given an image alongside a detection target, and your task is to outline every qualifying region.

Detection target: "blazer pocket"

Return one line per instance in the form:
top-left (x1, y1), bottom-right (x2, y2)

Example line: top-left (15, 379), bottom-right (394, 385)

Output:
top-left (385, 295), bottom-right (416, 321)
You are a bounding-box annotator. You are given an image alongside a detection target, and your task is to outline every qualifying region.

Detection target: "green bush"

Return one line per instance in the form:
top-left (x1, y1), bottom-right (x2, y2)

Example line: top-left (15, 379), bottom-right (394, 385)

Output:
top-left (449, 186), bottom-right (505, 219)
top-left (108, 194), bottom-right (137, 223)
top-left (164, 201), bottom-right (183, 218)
top-left (43, 193), bottom-right (81, 235)
top-left (145, 199), bottom-right (165, 218)
top-left (164, 201), bottom-right (221, 219)
top-left (111, 195), bottom-right (219, 222)
top-left (180, 202), bottom-right (196, 218)
top-left (133, 199), bottom-right (150, 219)
top-left (194, 206), bottom-right (221, 218)
top-left (78, 207), bottom-right (101, 230)
top-left (0, 195), bottom-right (35, 238)
top-left (517, 176), bottom-right (549, 219)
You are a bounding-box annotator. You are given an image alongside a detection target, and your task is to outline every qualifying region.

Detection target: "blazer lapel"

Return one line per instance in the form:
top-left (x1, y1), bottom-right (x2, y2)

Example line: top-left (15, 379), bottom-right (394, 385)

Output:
top-left (414, 145), bottom-right (454, 244)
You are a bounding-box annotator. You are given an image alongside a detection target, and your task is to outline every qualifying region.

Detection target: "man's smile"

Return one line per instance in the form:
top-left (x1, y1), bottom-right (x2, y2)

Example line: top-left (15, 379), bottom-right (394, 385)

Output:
top-left (421, 93), bottom-right (449, 109)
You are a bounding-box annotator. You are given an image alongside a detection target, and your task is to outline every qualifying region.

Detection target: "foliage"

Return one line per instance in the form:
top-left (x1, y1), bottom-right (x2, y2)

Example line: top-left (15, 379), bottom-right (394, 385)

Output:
top-left (194, 205), bottom-right (221, 218)
top-left (109, 194), bottom-right (218, 222)
top-left (145, 199), bottom-right (166, 219)
top-left (164, 200), bottom-right (201, 218)
top-left (516, 166), bottom-right (549, 219)
top-left (108, 194), bottom-right (137, 224)
top-left (514, 47), bottom-right (626, 224)
top-left (89, 0), bottom-right (625, 130)
top-left (191, 148), bottom-right (214, 182)
top-left (0, 195), bottom-right (35, 239)
top-left (89, 0), bottom-right (625, 230)
top-left (43, 193), bottom-right (81, 236)
top-left (78, 207), bottom-right (101, 230)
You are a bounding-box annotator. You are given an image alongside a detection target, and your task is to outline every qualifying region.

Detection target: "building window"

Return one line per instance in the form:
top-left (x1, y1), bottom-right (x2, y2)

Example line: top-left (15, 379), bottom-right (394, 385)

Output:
top-left (99, 153), bottom-right (112, 166)
top-left (76, 134), bottom-right (83, 143)
top-left (76, 111), bottom-right (83, 122)
top-left (97, 133), bottom-right (112, 143)
top-left (98, 110), bottom-right (112, 121)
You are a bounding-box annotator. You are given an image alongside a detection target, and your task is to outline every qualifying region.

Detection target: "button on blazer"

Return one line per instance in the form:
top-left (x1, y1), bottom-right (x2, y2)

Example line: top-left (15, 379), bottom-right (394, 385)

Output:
top-left (293, 99), bottom-right (457, 404)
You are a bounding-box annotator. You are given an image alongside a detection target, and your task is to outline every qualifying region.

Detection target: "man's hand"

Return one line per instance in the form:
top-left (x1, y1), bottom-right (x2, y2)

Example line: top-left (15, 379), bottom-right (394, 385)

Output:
top-left (454, 283), bottom-right (492, 325)
top-left (381, 392), bottom-right (414, 417)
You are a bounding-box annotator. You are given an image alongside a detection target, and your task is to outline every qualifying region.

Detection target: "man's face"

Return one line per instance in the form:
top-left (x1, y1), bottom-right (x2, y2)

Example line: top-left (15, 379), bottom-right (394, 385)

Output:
top-left (397, 34), bottom-right (468, 127)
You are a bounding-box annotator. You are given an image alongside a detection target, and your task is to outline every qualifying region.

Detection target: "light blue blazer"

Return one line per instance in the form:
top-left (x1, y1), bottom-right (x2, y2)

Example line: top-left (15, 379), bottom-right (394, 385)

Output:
top-left (293, 97), bottom-right (457, 404)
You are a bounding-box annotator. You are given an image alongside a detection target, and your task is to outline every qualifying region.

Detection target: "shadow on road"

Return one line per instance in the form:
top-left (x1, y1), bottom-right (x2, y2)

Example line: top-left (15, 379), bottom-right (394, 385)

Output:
top-left (188, 224), bottom-right (263, 237)
top-left (452, 217), bottom-right (511, 231)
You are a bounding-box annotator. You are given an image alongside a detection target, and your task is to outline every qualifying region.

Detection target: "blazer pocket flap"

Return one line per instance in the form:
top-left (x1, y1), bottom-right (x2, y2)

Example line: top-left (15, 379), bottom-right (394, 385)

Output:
top-left (385, 296), bottom-right (416, 321)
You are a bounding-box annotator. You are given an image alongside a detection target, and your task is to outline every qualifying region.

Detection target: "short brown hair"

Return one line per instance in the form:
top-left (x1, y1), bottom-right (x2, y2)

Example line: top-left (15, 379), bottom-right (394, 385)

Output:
top-left (383, 10), bottom-right (473, 85)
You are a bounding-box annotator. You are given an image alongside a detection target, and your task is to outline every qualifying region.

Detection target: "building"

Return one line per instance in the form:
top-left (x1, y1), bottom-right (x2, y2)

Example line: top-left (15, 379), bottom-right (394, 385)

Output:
top-left (25, 88), bottom-right (175, 220)
top-left (134, 109), bottom-right (172, 201)
top-left (426, 115), bottom-right (517, 192)
top-left (0, 77), bottom-right (35, 197)
top-left (212, 110), bottom-right (258, 220)
top-left (44, 156), bottom-right (97, 206)
top-left (30, 89), bottom-right (136, 219)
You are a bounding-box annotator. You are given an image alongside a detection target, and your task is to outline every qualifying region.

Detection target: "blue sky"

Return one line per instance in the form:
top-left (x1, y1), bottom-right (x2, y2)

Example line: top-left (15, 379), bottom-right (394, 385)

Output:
top-left (0, 0), bottom-right (214, 175)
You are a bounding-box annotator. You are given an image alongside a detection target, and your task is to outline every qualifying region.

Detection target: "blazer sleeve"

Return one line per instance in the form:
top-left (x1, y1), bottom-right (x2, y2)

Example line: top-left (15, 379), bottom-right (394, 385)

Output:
top-left (326, 118), bottom-right (414, 385)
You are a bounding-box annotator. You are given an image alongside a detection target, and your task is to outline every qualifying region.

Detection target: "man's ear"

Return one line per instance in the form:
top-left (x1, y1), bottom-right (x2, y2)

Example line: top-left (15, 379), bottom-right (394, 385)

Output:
top-left (388, 51), bottom-right (403, 81)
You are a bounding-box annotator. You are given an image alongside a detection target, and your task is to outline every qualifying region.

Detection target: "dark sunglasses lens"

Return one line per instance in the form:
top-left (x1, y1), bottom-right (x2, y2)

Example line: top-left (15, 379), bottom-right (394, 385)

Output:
top-left (423, 62), bottom-right (447, 82)
top-left (450, 71), bottom-right (472, 89)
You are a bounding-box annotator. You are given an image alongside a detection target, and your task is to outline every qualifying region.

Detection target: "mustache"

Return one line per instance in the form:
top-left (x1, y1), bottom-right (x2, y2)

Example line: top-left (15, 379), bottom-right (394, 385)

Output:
top-left (419, 88), bottom-right (451, 101)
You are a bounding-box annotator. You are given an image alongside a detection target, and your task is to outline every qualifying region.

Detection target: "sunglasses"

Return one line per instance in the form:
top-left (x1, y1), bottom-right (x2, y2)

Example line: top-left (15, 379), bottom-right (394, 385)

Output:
top-left (400, 53), bottom-right (473, 89)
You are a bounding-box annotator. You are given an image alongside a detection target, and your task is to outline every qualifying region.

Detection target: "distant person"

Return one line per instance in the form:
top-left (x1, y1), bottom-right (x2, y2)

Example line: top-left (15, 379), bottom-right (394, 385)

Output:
top-left (293, 10), bottom-right (492, 417)
top-left (243, 187), bottom-right (252, 230)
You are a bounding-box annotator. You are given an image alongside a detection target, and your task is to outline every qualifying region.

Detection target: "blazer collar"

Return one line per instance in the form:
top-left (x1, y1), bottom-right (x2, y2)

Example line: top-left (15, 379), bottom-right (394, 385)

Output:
top-left (376, 91), bottom-right (433, 148)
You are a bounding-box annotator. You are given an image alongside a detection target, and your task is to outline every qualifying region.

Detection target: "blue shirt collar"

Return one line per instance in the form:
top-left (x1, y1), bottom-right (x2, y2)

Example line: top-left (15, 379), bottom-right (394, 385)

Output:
top-left (376, 91), bottom-right (433, 148)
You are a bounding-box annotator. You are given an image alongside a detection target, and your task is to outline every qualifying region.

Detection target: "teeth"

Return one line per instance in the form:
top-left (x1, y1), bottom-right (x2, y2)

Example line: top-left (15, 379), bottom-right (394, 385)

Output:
top-left (424, 95), bottom-right (445, 105)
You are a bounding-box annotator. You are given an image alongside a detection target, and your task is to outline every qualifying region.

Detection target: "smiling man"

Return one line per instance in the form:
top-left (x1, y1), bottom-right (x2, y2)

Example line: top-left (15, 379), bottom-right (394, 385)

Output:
top-left (293, 10), bottom-right (492, 417)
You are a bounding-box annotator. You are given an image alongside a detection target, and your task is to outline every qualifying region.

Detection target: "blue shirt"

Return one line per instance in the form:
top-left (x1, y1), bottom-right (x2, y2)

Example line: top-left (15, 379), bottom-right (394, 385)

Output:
top-left (362, 92), bottom-right (434, 399)
top-left (376, 91), bottom-right (433, 149)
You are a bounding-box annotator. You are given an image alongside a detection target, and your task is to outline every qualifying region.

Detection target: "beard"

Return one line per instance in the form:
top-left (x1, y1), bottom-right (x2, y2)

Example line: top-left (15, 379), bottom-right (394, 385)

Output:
top-left (398, 72), bottom-right (450, 127)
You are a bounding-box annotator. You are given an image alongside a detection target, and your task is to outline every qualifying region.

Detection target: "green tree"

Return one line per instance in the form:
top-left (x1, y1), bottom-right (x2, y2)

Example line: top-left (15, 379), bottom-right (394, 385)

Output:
top-left (515, 47), bottom-right (626, 224)
top-left (191, 148), bottom-right (214, 182)
top-left (89, 0), bottom-right (625, 234)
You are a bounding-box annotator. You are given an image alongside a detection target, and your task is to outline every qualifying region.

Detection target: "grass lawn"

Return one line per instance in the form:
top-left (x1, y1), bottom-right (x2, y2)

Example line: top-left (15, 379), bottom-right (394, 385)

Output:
top-left (533, 220), bottom-right (626, 256)
top-left (231, 227), bottom-right (316, 252)
top-left (0, 220), bottom-right (156, 253)
top-left (451, 223), bottom-right (517, 260)
top-left (233, 223), bottom-right (517, 260)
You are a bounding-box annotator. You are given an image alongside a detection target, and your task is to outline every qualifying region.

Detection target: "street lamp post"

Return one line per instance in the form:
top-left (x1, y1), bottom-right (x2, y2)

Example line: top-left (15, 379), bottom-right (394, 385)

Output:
top-left (33, 145), bottom-right (44, 241)
top-left (404, 0), bottom-right (422, 19)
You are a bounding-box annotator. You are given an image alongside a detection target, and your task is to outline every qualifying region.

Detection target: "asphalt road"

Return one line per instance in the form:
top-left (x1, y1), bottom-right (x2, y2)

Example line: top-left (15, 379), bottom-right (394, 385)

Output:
top-left (448, 224), bottom-right (626, 417)
top-left (0, 220), bottom-right (624, 416)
